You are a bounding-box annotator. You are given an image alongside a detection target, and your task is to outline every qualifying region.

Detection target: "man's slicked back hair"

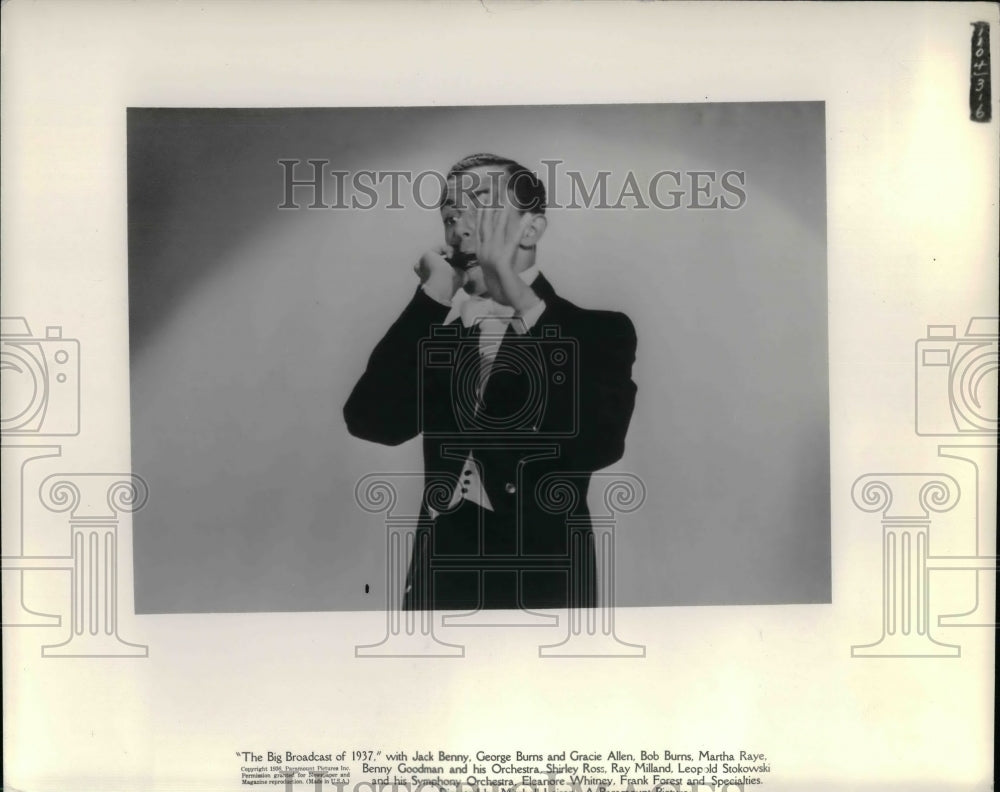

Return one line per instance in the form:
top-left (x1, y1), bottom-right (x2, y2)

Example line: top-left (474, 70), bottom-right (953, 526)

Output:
top-left (446, 153), bottom-right (547, 215)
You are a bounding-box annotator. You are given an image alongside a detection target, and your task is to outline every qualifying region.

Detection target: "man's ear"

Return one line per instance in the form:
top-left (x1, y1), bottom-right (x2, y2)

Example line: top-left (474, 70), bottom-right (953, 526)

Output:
top-left (519, 214), bottom-right (547, 248)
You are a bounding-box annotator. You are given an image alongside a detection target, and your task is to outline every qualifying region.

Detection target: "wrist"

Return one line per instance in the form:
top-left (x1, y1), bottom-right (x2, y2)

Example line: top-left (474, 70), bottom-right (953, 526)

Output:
top-left (508, 278), bottom-right (541, 315)
top-left (423, 275), bottom-right (457, 305)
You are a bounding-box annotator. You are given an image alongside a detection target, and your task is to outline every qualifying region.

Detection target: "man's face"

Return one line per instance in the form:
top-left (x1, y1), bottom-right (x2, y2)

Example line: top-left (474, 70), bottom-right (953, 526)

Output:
top-left (440, 166), bottom-right (511, 296)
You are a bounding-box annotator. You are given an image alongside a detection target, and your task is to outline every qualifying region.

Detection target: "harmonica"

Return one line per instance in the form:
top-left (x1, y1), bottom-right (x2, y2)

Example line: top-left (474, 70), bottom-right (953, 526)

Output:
top-left (446, 250), bottom-right (479, 271)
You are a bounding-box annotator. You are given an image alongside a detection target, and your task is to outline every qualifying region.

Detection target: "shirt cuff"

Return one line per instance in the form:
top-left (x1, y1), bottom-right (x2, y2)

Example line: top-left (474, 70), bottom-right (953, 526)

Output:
top-left (512, 298), bottom-right (547, 335)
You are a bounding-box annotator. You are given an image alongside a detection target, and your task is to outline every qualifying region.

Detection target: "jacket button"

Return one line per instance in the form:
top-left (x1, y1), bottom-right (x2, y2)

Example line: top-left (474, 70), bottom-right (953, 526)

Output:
top-left (504, 482), bottom-right (516, 494)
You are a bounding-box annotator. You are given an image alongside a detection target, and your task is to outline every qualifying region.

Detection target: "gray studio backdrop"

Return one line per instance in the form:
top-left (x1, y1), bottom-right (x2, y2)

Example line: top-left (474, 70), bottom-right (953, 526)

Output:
top-left (128, 103), bottom-right (828, 613)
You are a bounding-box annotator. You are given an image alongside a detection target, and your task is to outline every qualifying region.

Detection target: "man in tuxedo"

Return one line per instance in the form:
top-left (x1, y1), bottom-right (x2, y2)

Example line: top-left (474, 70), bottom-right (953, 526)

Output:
top-left (344, 154), bottom-right (637, 611)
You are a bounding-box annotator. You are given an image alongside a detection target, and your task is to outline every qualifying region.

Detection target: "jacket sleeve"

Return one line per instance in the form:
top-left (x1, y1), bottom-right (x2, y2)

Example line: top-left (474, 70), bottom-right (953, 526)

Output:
top-left (343, 286), bottom-right (450, 446)
top-left (541, 309), bottom-right (638, 472)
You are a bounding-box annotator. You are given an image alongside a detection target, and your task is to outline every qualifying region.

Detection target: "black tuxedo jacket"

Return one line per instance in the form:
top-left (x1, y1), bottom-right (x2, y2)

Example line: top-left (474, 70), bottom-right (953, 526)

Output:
top-left (344, 274), bottom-right (638, 610)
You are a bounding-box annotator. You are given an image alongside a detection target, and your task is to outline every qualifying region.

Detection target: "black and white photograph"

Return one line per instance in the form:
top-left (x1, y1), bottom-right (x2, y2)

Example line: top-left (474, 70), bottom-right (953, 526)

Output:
top-left (3, 3), bottom-right (995, 792)
top-left (127, 103), bottom-right (829, 614)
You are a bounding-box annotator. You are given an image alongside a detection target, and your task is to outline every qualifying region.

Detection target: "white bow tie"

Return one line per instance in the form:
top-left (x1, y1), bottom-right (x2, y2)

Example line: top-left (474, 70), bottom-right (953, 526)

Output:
top-left (459, 295), bottom-right (516, 328)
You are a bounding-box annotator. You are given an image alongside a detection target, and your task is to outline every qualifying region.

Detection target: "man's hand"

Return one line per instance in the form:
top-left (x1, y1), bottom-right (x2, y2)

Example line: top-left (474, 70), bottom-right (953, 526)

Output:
top-left (476, 206), bottom-right (539, 313)
top-left (414, 245), bottom-right (464, 304)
